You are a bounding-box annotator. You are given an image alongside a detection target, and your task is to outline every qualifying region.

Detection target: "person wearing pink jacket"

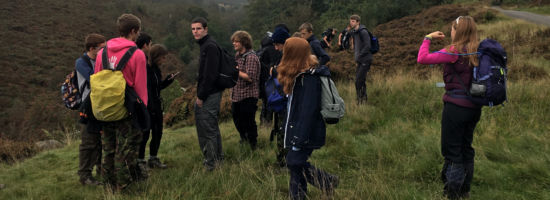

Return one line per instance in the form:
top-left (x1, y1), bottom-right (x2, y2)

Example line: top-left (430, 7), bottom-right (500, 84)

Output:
top-left (417, 16), bottom-right (481, 199)
top-left (93, 13), bottom-right (147, 191)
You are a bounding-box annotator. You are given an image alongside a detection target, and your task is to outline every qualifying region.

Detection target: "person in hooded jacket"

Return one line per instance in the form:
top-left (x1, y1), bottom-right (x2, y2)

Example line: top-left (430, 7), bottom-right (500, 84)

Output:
top-left (277, 37), bottom-right (339, 200)
top-left (93, 13), bottom-right (148, 191)
top-left (350, 14), bottom-right (372, 104)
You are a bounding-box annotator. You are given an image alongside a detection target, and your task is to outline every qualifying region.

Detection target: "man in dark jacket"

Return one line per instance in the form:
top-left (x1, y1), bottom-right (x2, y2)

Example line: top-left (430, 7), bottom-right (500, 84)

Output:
top-left (350, 14), bottom-right (373, 104)
top-left (299, 23), bottom-right (330, 66)
top-left (258, 34), bottom-right (275, 125)
top-left (191, 17), bottom-right (224, 171)
top-left (259, 24), bottom-right (288, 125)
top-left (76, 33), bottom-right (105, 186)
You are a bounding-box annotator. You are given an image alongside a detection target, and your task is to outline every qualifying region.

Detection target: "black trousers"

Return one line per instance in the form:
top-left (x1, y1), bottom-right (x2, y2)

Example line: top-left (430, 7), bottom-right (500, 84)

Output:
top-left (260, 97), bottom-right (273, 123)
top-left (287, 148), bottom-right (335, 200)
top-left (440, 102), bottom-right (481, 198)
top-left (139, 113), bottom-right (163, 159)
top-left (273, 110), bottom-right (288, 166)
top-left (355, 61), bottom-right (371, 103)
top-left (232, 98), bottom-right (258, 146)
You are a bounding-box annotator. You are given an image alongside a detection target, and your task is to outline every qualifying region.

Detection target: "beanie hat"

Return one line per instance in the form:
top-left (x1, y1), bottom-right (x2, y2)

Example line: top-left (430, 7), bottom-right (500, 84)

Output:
top-left (271, 27), bottom-right (290, 44)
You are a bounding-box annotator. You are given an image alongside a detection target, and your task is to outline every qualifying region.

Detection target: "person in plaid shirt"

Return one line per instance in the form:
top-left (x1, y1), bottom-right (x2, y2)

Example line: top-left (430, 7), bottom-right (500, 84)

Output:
top-left (230, 31), bottom-right (261, 150)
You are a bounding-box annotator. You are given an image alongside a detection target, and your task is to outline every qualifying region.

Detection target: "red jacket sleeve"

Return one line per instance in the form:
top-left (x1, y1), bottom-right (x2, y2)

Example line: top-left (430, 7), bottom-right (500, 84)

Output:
top-left (131, 50), bottom-right (148, 106)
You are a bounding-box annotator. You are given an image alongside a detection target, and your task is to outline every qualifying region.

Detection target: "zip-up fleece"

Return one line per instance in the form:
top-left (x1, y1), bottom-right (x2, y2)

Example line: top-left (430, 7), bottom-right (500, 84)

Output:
top-left (353, 25), bottom-right (372, 64)
top-left (284, 65), bottom-right (329, 149)
top-left (94, 37), bottom-right (148, 106)
top-left (417, 39), bottom-right (479, 108)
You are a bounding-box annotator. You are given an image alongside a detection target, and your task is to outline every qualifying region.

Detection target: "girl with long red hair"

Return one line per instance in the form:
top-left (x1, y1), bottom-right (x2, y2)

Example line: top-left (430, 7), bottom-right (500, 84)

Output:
top-left (278, 37), bottom-right (339, 199)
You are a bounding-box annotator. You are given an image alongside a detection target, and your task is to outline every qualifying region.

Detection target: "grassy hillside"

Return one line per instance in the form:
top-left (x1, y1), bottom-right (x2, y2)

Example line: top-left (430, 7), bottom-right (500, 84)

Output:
top-left (0, 0), bottom-right (242, 162)
top-left (1, 2), bottom-right (549, 199)
top-left (1, 15), bottom-right (549, 198)
top-left (1, 68), bottom-right (548, 199)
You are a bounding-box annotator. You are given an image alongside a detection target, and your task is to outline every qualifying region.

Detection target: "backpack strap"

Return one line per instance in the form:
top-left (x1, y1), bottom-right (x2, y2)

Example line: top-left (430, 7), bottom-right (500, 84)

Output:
top-left (116, 46), bottom-right (138, 71)
top-left (357, 28), bottom-right (370, 43)
top-left (79, 54), bottom-right (94, 90)
top-left (326, 77), bottom-right (337, 104)
top-left (101, 46), bottom-right (110, 70)
top-left (101, 46), bottom-right (138, 71)
top-left (81, 54), bottom-right (94, 69)
top-left (241, 51), bottom-right (255, 63)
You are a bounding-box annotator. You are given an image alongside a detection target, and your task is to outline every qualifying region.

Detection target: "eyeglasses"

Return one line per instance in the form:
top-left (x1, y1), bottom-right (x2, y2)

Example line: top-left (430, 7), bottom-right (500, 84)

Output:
top-left (455, 16), bottom-right (463, 25)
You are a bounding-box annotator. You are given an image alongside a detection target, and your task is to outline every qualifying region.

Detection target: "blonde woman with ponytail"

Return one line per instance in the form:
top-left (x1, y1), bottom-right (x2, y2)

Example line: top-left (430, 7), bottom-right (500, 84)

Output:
top-left (417, 16), bottom-right (481, 199)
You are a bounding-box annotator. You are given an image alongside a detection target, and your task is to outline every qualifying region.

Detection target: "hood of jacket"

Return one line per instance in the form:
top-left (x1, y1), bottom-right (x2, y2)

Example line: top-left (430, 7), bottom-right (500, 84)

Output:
top-left (356, 24), bottom-right (367, 32)
top-left (106, 38), bottom-right (138, 53)
top-left (308, 65), bottom-right (331, 77)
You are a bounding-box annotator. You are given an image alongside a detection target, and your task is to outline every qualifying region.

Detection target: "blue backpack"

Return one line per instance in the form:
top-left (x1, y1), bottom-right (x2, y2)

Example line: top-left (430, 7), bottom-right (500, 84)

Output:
top-left (358, 28), bottom-right (379, 54)
top-left (470, 39), bottom-right (508, 106)
top-left (437, 39), bottom-right (508, 107)
top-left (264, 68), bottom-right (287, 112)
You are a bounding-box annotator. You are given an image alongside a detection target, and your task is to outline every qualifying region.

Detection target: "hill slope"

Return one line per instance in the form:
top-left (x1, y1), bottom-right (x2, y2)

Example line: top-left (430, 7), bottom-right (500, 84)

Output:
top-left (1, 66), bottom-right (549, 199)
top-left (1, 3), bottom-right (549, 199)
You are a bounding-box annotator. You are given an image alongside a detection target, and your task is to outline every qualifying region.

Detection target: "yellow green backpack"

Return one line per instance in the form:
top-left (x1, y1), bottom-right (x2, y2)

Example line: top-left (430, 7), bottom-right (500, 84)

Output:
top-left (89, 46), bottom-right (137, 121)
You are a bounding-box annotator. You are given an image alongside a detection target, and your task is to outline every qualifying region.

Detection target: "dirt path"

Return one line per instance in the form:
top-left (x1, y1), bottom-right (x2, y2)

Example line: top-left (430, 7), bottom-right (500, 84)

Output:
top-left (491, 6), bottom-right (550, 26)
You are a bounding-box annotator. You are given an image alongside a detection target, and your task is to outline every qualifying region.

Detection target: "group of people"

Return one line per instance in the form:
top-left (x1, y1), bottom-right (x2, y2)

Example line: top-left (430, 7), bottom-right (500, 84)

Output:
top-left (318, 24), bottom-right (356, 52)
top-left (73, 12), bottom-right (484, 200)
top-left (76, 14), bottom-right (176, 190)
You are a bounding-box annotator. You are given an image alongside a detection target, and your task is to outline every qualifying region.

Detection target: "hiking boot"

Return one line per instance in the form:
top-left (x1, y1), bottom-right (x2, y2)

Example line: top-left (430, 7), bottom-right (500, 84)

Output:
top-left (148, 157), bottom-right (167, 169)
top-left (277, 160), bottom-right (286, 168)
top-left (80, 176), bottom-right (102, 186)
top-left (323, 174), bottom-right (340, 197)
top-left (330, 174), bottom-right (340, 189)
top-left (137, 160), bottom-right (149, 180)
top-left (250, 142), bottom-right (257, 150)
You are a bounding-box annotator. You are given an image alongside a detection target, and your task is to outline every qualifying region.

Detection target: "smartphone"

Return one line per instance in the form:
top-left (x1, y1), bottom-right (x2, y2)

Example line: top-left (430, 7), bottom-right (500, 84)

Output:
top-left (169, 71), bottom-right (180, 80)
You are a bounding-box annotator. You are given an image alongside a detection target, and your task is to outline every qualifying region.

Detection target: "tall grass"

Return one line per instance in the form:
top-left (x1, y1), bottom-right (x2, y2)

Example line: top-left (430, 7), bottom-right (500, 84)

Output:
top-left (1, 13), bottom-right (549, 200)
top-left (1, 65), bottom-right (548, 199)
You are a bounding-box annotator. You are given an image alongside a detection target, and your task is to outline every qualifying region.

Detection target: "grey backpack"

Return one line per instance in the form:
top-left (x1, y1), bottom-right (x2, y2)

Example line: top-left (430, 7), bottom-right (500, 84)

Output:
top-left (319, 76), bottom-right (345, 124)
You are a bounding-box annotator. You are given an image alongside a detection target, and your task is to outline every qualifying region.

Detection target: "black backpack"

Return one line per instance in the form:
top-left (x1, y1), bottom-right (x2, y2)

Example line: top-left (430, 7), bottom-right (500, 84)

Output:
top-left (256, 47), bottom-right (271, 99)
top-left (215, 46), bottom-right (239, 89)
top-left (341, 30), bottom-right (351, 50)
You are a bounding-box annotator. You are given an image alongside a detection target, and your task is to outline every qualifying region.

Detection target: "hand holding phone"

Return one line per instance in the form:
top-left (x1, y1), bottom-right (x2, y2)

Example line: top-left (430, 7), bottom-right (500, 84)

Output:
top-left (169, 71), bottom-right (180, 80)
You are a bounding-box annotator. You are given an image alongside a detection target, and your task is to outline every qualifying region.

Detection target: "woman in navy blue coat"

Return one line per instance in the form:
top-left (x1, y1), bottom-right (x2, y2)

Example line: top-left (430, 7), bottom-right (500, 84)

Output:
top-left (277, 37), bottom-right (339, 200)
